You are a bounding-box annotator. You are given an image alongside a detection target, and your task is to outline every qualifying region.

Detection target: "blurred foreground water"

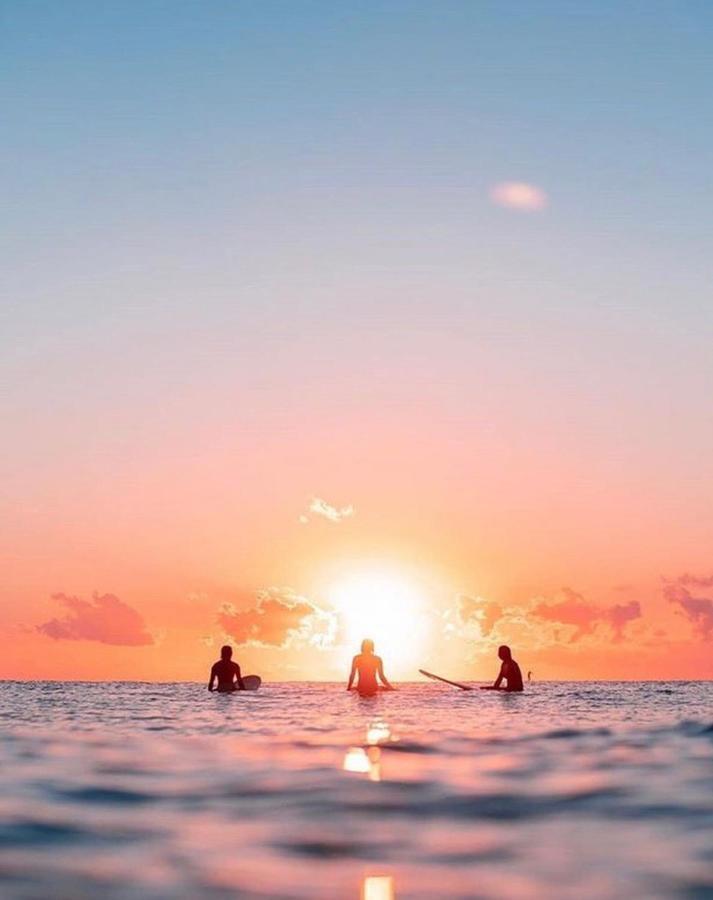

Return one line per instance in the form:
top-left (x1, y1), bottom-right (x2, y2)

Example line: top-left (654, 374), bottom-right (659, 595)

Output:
top-left (0, 681), bottom-right (711, 899)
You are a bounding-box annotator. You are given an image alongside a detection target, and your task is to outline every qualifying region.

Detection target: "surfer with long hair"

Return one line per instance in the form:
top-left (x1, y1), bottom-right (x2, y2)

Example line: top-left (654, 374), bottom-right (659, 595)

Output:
top-left (347, 639), bottom-right (394, 696)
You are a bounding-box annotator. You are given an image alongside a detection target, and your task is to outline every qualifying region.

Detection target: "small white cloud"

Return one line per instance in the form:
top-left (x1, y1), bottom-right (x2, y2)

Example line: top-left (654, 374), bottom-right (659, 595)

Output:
top-left (298, 514), bottom-right (310, 525)
top-left (490, 181), bottom-right (548, 211)
top-left (307, 497), bottom-right (355, 524)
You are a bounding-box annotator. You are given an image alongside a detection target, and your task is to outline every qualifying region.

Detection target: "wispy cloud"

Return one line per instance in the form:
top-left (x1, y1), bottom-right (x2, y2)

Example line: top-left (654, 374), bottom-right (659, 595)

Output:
top-left (663, 575), bottom-right (713, 640)
top-left (490, 181), bottom-right (548, 211)
top-left (37, 592), bottom-right (154, 646)
top-left (218, 588), bottom-right (337, 648)
top-left (300, 497), bottom-right (355, 525)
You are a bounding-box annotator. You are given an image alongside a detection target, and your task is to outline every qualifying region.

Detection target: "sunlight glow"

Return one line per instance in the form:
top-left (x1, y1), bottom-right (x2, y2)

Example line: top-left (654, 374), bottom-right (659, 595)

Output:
top-left (330, 572), bottom-right (430, 675)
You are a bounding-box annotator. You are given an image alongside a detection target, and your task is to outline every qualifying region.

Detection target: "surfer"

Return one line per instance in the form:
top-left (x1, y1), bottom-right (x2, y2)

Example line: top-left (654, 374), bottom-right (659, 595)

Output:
top-left (480, 645), bottom-right (524, 692)
top-left (347, 639), bottom-right (394, 696)
top-left (208, 644), bottom-right (246, 692)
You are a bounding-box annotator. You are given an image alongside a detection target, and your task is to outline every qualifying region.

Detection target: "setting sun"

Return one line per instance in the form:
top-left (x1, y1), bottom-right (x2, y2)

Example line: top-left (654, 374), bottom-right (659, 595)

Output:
top-left (330, 572), bottom-right (430, 674)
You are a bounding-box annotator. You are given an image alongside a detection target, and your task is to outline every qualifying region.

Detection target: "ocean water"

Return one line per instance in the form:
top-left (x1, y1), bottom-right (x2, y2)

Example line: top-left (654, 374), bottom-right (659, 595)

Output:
top-left (0, 681), bottom-right (711, 900)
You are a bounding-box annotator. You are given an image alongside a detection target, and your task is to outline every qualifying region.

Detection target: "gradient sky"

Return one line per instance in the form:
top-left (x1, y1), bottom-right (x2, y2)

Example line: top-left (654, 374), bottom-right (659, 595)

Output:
top-left (3, 1), bottom-right (713, 681)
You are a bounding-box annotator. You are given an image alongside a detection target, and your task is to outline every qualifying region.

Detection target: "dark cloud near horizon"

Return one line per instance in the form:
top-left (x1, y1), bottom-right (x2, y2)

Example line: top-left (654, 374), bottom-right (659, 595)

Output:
top-left (37, 592), bottom-right (154, 646)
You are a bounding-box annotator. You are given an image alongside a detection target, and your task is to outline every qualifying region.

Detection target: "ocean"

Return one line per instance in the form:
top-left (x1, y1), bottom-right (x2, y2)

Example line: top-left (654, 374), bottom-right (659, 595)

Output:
top-left (0, 680), bottom-right (711, 899)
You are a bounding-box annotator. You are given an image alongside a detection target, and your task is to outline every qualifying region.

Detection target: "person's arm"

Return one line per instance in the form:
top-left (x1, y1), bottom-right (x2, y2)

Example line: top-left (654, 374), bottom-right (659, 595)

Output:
top-left (235, 662), bottom-right (246, 691)
top-left (377, 657), bottom-right (394, 690)
top-left (347, 656), bottom-right (357, 691)
top-left (480, 664), bottom-right (505, 690)
top-left (208, 663), bottom-right (216, 692)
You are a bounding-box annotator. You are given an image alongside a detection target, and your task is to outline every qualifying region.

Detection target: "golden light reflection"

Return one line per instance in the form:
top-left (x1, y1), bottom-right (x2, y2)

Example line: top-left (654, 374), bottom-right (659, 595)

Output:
top-left (366, 720), bottom-right (391, 745)
top-left (342, 746), bottom-right (382, 782)
top-left (362, 875), bottom-right (395, 900)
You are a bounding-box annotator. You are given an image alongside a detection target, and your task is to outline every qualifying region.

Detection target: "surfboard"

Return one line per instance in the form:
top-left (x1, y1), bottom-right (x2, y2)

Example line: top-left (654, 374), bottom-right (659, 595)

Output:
top-left (216, 675), bottom-right (261, 692)
top-left (419, 669), bottom-right (472, 691)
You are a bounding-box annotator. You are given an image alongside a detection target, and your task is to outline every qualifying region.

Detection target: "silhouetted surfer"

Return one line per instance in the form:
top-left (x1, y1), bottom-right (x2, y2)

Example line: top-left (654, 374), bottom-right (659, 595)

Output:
top-left (347, 639), bottom-right (394, 696)
top-left (208, 644), bottom-right (246, 692)
top-left (480, 645), bottom-right (524, 692)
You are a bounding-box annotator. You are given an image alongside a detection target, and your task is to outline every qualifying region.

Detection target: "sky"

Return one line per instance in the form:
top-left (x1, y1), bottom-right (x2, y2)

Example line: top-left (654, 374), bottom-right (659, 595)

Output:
top-left (2, 0), bottom-right (713, 681)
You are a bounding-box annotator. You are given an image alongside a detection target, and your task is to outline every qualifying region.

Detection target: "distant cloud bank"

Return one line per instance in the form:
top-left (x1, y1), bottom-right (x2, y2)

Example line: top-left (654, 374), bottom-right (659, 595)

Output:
top-left (454, 587), bottom-right (641, 648)
top-left (37, 592), bottom-right (154, 646)
top-left (533, 589), bottom-right (641, 643)
top-left (490, 181), bottom-right (548, 211)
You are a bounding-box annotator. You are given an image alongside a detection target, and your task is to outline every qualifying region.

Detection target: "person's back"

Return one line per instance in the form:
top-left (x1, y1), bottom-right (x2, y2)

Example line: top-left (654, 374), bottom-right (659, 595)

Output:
top-left (208, 645), bottom-right (245, 692)
top-left (501, 656), bottom-right (523, 692)
top-left (347, 639), bottom-right (394, 696)
top-left (353, 652), bottom-right (380, 695)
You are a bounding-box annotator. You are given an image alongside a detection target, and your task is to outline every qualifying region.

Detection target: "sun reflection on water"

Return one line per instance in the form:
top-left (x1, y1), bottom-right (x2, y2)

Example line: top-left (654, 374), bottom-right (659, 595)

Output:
top-left (366, 720), bottom-right (392, 745)
top-left (362, 875), bottom-right (395, 900)
top-left (342, 746), bottom-right (382, 782)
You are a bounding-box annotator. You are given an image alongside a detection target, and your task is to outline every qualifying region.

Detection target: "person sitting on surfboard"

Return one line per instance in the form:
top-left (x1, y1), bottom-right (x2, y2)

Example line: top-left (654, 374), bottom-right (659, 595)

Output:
top-left (208, 644), bottom-right (246, 692)
top-left (347, 639), bottom-right (394, 696)
top-left (480, 645), bottom-right (524, 692)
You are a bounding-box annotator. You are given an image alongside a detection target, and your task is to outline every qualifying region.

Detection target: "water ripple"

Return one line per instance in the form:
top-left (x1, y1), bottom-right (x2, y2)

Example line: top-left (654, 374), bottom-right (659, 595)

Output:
top-left (0, 681), bottom-right (711, 899)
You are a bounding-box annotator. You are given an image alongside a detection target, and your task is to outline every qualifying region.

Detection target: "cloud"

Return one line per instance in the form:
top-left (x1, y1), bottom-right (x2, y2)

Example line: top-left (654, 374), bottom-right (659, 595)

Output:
top-left (456, 595), bottom-right (504, 636)
top-left (300, 497), bottom-right (355, 525)
top-left (218, 588), bottom-right (337, 648)
top-left (663, 575), bottom-right (713, 640)
top-left (533, 588), bottom-right (641, 643)
top-left (37, 592), bottom-right (154, 646)
top-left (445, 588), bottom-right (641, 647)
top-left (603, 601), bottom-right (642, 640)
top-left (532, 588), bottom-right (601, 641)
top-left (490, 181), bottom-right (548, 211)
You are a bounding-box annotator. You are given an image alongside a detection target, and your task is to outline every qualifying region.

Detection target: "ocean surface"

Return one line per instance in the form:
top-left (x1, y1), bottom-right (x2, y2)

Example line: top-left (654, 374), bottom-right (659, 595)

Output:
top-left (0, 681), bottom-right (711, 899)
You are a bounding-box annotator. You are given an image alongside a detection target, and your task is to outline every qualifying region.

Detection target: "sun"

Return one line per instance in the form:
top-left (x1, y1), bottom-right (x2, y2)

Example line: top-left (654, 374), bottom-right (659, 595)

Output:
top-left (329, 571), bottom-right (430, 676)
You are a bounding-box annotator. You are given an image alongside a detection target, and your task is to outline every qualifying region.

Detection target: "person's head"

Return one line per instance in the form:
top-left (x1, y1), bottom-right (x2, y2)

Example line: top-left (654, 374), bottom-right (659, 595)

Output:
top-left (220, 644), bottom-right (233, 661)
top-left (498, 645), bottom-right (512, 662)
top-left (361, 638), bottom-right (375, 655)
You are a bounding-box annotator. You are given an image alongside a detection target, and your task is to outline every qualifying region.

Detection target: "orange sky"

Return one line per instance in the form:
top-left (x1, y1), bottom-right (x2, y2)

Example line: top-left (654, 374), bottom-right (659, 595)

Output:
top-left (4, 3), bottom-right (713, 682)
top-left (3, 473), bottom-right (712, 680)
